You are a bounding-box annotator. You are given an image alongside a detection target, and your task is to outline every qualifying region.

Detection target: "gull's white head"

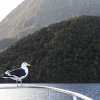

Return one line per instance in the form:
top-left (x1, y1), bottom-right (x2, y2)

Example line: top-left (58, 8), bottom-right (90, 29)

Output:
top-left (21, 62), bottom-right (31, 68)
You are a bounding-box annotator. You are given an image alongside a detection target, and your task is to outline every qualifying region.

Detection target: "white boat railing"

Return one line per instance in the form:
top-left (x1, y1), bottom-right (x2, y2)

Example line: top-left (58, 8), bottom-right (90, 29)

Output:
top-left (0, 85), bottom-right (93, 100)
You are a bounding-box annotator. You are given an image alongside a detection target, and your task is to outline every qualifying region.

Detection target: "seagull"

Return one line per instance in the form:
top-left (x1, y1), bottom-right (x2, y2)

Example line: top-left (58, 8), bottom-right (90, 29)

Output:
top-left (3, 62), bottom-right (31, 87)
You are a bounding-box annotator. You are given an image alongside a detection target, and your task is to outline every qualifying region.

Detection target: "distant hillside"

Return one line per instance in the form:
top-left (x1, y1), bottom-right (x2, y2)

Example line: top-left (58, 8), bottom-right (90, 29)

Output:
top-left (0, 16), bottom-right (100, 83)
top-left (0, 0), bottom-right (100, 40)
top-left (0, 38), bottom-right (18, 52)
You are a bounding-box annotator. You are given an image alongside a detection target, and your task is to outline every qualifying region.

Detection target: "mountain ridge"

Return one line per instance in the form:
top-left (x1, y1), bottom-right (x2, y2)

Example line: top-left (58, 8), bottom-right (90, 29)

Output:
top-left (0, 0), bottom-right (100, 40)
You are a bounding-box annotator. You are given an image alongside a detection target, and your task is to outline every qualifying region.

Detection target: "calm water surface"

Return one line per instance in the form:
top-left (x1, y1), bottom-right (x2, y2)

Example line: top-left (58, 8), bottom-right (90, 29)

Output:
top-left (0, 83), bottom-right (99, 100)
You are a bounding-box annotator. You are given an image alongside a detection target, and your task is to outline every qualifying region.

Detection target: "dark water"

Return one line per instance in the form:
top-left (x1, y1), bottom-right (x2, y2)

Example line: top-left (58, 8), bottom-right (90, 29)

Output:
top-left (0, 83), bottom-right (99, 100)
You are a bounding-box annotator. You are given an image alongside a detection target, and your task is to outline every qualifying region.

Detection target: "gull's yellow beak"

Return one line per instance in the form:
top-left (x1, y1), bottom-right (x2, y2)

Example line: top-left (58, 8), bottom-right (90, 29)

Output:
top-left (27, 64), bottom-right (31, 66)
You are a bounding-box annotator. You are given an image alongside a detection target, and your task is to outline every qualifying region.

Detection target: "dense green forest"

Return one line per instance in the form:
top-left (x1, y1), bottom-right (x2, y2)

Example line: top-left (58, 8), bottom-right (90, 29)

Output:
top-left (0, 15), bottom-right (100, 83)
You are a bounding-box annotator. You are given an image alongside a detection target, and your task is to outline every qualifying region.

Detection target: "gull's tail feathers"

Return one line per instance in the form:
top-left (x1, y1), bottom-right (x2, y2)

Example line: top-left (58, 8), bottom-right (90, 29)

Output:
top-left (2, 70), bottom-right (13, 78)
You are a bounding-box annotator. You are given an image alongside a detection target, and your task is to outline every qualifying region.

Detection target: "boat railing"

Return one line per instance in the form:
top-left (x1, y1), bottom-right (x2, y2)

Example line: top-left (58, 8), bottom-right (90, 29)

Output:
top-left (0, 85), bottom-right (93, 100)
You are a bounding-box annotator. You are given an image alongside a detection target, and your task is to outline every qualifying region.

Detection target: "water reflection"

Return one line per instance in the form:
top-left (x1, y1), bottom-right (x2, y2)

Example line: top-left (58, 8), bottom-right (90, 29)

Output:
top-left (0, 88), bottom-right (48, 100)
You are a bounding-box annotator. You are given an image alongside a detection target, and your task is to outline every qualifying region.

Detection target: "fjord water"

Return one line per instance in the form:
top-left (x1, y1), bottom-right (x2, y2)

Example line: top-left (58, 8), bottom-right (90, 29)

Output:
top-left (0, 83), bottom-right (99, 100)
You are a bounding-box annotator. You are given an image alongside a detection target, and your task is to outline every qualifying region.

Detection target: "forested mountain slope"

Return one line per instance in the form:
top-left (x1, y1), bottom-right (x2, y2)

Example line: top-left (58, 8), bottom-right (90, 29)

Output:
top-left (0, 16), bottom-right (100, 83)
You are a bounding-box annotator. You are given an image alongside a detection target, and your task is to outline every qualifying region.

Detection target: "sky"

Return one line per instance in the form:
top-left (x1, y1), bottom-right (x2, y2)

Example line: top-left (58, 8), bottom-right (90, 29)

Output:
top-left (0, 0), bottom-right (24, 22)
